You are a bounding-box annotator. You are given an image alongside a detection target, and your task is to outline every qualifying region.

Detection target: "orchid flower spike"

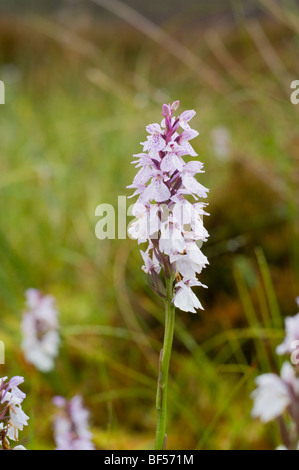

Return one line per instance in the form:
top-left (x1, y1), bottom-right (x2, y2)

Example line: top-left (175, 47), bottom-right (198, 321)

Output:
top-left (128, 101), bottom-right (209, 313)
top-left (0, 376), bottom-right (29, 449)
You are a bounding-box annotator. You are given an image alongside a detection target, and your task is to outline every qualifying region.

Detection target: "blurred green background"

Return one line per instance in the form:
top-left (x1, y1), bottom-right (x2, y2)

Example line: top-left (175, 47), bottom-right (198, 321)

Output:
top-left (0, 0), bottom-right (298, 450)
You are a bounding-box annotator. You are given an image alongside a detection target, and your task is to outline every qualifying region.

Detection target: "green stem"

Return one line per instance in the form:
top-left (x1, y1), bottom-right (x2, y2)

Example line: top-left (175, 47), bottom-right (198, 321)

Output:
top-left (155, 275), bottom-right (176, 450)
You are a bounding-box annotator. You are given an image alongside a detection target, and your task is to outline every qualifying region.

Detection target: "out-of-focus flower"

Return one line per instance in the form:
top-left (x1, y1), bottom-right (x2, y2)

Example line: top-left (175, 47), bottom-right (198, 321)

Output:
top-left (251, 298), bottom-right (299, 449)
top-left (251, 362), bottom-right (299, 423)
top-left (21, 289), bottom-right (60, 372)
top-left (53, 395), bottom-right (94, 450)
top-left (0, 376), bottom-right (29, 449)
top-left (128, 101), bottom-right (209, 313)
top-left (276, 442), bottom-right (299, 450)
top-left (276, 312), bottom-right (299, 356)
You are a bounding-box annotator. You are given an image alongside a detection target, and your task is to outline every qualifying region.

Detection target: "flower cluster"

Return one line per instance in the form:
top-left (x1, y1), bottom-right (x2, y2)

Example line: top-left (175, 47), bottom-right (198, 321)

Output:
top-left (251, 298), bottom-right (299, 449)
top-left (0, 376), bottom-right (29, 449)
top-left (128, 101), bottom-right (209, 313)
top-left (21, 289), bottom-right (60, 372)
top-left (53, 395), bottom-right (94, 450)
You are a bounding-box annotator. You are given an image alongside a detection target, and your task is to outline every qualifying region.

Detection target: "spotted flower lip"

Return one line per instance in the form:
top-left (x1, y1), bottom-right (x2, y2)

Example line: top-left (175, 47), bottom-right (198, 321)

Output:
top-left (173, 279), bottom-right (207, 313)
top-left (0, 376), bottom-right (25, 405)
top-left (128, 100), bottom-right (209, 312)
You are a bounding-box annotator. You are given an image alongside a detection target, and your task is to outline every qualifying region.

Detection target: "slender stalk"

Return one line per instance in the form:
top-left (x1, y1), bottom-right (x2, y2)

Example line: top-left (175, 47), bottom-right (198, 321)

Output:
top-left (155, 275), bottom-right (176, 450)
